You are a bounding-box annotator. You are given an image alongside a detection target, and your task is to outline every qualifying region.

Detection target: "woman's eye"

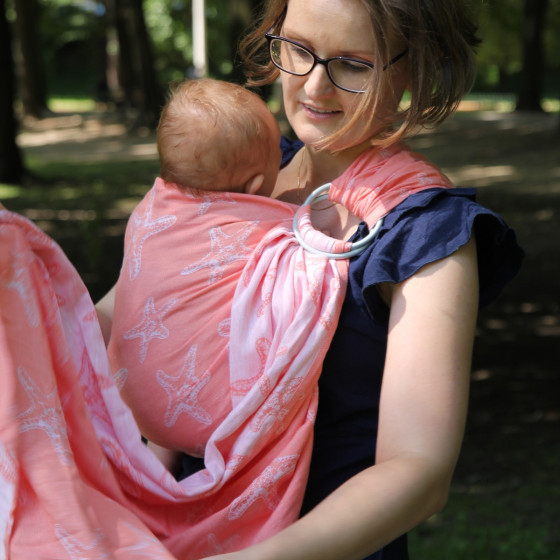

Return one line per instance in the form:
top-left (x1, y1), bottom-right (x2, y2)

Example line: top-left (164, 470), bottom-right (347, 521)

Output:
top-left (289, 45), bottom-right (312, 60)
top-left (339, 59), bottom-right (371, 73)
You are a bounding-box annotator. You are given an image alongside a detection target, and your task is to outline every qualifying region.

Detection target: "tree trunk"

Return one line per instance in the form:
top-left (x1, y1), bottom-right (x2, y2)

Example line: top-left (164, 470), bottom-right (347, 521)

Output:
top-left (0, 0), bottom-right (25, 183)
top-left (114, 0), bottom-right (162, 127)
top-left (101, 0), bottom-right (124, 107)
top-left (516, 0), bottom-right (548, 112)
top-left (13, 0), bottom-right (48, 118)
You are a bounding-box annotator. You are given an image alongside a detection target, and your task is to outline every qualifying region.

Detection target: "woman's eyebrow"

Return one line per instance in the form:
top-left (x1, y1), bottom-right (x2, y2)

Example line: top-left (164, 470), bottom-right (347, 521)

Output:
top-left (281, 28), bottom-right (376, 60)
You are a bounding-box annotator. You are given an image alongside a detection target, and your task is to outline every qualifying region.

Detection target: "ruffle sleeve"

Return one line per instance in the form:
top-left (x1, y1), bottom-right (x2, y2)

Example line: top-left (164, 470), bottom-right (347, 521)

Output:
top-left (349, 187), bottom-right (524, 318)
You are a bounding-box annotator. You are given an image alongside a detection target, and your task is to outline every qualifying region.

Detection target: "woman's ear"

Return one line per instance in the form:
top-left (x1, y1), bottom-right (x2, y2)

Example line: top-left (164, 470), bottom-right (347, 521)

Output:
top-left (245, 174), bottom-right (265, 195)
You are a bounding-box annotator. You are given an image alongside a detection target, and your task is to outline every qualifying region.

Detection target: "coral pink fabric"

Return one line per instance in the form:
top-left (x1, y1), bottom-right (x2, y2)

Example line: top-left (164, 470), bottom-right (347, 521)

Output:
top-left (108, 179), bottom-right (351, 557)
top-left (0, 143), bottom-right (453, 558)
top-left (328, 142), bottom-right (453, 226)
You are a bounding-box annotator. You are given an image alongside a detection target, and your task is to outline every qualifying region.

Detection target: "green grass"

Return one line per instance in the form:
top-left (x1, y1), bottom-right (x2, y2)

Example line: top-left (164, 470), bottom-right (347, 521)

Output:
top-left (48, 97), bottom-right (97, 112)
top-left (409, 445), bottom-right (559, 559)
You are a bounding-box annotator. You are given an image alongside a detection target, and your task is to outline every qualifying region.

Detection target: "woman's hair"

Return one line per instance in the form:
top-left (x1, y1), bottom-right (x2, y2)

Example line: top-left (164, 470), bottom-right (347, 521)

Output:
top-left (157, 79), bottom-right (276, 190)
top-left (239, 0), bottom-right (480, 148)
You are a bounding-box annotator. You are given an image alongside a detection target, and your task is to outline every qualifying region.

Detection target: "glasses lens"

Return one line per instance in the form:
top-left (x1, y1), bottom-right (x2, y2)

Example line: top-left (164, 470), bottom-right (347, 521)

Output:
top-left (270, 38), bottom-right (314, 76)
top-left (329, 59), bottom-right (373, 93)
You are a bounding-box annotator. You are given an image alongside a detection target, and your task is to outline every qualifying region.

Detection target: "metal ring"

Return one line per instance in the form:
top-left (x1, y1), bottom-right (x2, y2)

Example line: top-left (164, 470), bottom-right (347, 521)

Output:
top-left (292, 183), bottom-right (383, 259)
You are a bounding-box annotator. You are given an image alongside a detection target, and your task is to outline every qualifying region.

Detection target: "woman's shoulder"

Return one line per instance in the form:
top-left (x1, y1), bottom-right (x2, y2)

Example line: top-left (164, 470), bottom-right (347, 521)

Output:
top-left (350, 187), bottom-right (524, 313)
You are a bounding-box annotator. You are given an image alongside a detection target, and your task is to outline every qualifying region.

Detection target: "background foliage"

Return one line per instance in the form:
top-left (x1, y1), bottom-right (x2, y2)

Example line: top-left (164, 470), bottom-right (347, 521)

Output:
top-left (8, 0), bottom-right (560, 104)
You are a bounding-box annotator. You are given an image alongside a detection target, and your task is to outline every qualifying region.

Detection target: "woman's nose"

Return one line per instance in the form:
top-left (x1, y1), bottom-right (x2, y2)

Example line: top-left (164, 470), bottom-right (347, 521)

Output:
top-left (303, 64), bottom-right (335, 99)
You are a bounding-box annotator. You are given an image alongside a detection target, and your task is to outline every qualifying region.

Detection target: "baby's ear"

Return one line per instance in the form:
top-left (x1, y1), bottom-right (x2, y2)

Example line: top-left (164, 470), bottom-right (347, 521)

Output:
top-left (245, 174), bottom-right (265, 195)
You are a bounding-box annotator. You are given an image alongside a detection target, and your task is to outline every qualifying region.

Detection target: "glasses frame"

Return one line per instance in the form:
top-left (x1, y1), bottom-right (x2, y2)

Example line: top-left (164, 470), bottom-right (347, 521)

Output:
top-left (265, 30), bottom-right (408, 94)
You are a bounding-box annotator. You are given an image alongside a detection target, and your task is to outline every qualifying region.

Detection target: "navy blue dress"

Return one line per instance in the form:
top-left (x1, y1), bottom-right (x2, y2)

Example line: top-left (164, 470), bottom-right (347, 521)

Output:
top-left (179, 137), bottom-right (524, 560)
top-left (280, 137), bottom-right (523, 559)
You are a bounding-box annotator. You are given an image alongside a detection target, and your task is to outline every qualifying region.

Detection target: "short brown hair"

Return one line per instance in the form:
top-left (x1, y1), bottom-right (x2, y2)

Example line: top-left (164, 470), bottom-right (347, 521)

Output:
top-left (239, 0), bottom-right (480, 148)
top-left (157, 79), bottom-right (276, 190)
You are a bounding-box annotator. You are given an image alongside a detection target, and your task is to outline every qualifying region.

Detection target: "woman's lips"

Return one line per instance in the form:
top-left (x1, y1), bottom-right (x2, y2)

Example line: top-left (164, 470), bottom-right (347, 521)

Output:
top-left (301, 103), bottom-right (342, 120)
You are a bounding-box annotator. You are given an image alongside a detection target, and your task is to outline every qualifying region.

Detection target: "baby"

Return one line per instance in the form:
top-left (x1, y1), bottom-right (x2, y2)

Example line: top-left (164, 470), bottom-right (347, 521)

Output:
top-left (108, 79), bottom-right (307, 470)
top-left (157, 78), bottom-right (282, 197)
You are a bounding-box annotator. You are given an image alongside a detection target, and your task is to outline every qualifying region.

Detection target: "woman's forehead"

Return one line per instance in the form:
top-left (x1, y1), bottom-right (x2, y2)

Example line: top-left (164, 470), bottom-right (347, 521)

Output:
top-left (283, 0), bottom-right (377, 53)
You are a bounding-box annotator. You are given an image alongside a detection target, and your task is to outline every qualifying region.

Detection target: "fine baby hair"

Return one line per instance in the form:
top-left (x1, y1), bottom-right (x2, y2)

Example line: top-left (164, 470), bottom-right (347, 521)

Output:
top-left (240, 0), bottom-right (480, 148)
top-left (157, 78), bottom-right (279, 192)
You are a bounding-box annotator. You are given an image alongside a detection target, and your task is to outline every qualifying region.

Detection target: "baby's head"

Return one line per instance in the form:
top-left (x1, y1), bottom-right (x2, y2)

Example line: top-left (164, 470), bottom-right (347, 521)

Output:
top-left (157, 79), bottom-right (281, 197)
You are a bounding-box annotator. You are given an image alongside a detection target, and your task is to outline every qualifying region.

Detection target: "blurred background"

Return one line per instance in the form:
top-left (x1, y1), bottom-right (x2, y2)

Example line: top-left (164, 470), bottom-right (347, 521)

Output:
top-left (1, 1), bottom-right (559, 559)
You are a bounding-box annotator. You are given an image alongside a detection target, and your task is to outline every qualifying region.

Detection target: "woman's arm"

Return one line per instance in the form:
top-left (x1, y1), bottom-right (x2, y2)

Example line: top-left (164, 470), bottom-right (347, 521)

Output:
top-left (203, 237), bottom-right (479, 560)
top-left (95, 284), bottom-right (116, 346)
top-left (147, 441), bottom-right (182, 473)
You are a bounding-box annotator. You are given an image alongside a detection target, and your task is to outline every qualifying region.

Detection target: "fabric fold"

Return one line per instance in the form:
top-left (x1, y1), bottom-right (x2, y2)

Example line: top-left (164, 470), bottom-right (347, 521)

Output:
top-left (2, 142), bottom-right (456, 558)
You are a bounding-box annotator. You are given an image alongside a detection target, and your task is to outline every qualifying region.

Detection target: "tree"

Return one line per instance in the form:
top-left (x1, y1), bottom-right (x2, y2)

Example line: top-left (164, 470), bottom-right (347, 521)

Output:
top-left (516, 0), bottom-right (549, 111)
top-left (0, 0), bottom-right (25, 183)
top-left (13, 0), bottom-right (48, 118)
top-left (111, 0), bottom-right (163, 126)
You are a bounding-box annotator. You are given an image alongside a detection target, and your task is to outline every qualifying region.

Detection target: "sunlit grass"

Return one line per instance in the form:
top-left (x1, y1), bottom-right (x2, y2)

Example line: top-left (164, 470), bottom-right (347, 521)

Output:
top-left (48, 98), bottom-right (97, 112)
top-left (0, 184), bottom-right (21, 199)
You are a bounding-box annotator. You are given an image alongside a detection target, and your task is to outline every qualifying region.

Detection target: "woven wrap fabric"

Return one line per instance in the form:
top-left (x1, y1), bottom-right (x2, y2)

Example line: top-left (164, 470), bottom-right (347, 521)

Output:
top-left (0, 209), bottom-right (178, 559)
top-left (328, 143), bottom-right (453, 228)
top-left (0, 143), bottom-right (453, 558)
top-left (0, 201), bottom-right (349, 559)
top-left (108, 179), bottom-right (351, 558)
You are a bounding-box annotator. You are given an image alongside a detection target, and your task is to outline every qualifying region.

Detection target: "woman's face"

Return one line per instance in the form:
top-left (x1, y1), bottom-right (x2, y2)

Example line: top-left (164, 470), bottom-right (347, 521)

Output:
top-left (280, 0), bottom-right (408, 153)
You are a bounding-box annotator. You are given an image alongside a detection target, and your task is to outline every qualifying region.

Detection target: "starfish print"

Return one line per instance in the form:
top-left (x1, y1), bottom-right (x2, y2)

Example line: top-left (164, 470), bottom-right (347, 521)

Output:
top-left (217, 318), bottom-right (231, 338)
top-left (157, 344), bottom-right (212, 427)
top-left (0, 442), bottom-right (17, 484)
top-left (128, 188), bottom-right (177, 281)
top-left (54, 525), bottom-right (108, 560)
top-left (231, 338), bottom-right (271, 397)
top-left (207, 532), bottom-right (241, 555)
top-left (113, 367), bottom-right (128, 391)
top-left (78, 349), bottom-right (115, 438)
top-left (181, 189), bottom-right (237, 216)
top-left (224, 454), bottom-right (247, 475)
top-left (118, 523), bottom-right (171, 558)
top-left (17, 366), bottom-right (73, 466)
top-left (123, 296), bottom-right (178, 363)
top-left (228, 455), bottom-right (299, 520)
top-left (303, 253), bottom-right (331, 305)
top-left (3, 248), bottom-right (41, 328)
top-left (251, 376), bottom-right (306, 434)
top-left (100, 436), bottom-right (145, 489)
top-left (181, 222), bottom-right (259, 285)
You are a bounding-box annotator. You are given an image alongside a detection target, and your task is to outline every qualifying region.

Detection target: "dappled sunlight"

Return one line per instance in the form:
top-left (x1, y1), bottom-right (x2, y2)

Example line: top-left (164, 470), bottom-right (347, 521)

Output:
top-left (476, 298), bottom-right (560, 340)
top-left (18, 112), bottom-right (158, 163)
top-left (447, 164), bottom-right (516, 187)
top-left (19, 116), bottom-right (128, 146)
top-left (23, 208), bottom-right (97, 221)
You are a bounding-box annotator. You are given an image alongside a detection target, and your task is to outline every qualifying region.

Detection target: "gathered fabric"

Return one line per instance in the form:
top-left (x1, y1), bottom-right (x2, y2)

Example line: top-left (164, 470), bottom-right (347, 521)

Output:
top-left (0, 143), bottom-right (452, 558)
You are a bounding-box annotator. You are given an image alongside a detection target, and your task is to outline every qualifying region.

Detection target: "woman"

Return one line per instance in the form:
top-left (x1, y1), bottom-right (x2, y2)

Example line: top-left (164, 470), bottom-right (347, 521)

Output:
top-left (191, 0), bottom-right (523, 559)
top-left (94, 0), bottom-right (523, 559)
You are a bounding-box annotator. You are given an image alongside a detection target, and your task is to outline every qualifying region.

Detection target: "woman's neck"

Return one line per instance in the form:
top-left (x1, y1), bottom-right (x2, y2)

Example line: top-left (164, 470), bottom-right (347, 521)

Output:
top-left (302, 142), bottom-right (370, 192)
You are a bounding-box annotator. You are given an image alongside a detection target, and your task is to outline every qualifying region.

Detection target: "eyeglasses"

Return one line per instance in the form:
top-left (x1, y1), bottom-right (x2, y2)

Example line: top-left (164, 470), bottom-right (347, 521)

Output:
top-left (265, 32), bottom-right (408, 94)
